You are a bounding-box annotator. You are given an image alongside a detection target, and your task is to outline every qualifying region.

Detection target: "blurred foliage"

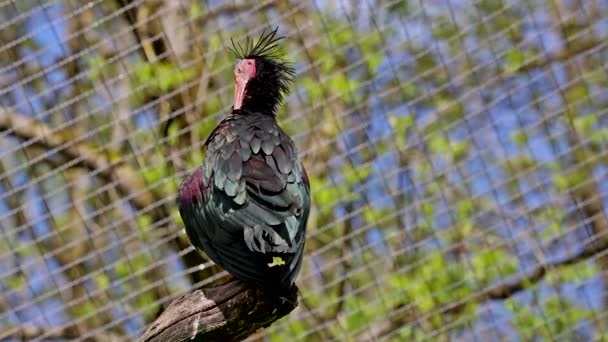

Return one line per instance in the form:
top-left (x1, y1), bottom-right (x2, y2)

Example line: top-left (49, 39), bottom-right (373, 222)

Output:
top-left (0, 0), bottom-right (607, 341)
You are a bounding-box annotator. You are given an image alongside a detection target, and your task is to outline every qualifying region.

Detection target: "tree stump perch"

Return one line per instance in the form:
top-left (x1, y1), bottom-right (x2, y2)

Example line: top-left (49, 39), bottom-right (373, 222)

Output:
top-left (138, 279), bottom-right (298, 342)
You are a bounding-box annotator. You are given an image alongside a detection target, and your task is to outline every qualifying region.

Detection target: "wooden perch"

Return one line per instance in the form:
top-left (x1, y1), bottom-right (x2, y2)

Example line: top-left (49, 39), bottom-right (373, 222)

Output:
top-left (138, 279), bottom-right (298, 342)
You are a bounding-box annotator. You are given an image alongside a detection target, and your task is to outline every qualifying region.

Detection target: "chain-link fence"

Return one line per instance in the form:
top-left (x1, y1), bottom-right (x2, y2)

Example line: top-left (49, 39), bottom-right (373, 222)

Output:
top-left (1, 0), bottom-right (608, 341)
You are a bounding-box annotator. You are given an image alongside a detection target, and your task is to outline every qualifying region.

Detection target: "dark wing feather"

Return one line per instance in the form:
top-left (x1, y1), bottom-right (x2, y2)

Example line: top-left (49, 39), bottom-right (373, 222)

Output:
top-left (178, 113), bottom-right (310, 292)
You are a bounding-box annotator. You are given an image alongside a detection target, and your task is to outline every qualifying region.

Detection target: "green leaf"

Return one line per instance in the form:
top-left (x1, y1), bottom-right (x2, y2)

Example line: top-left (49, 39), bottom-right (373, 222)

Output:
top-left (506, 298), bottom-right (544, 338)
top-left (133, 63), bottom-right (153, 86)
top-left (197, 118), bottom-right (218, 144)
top-left (388, 0), bottom-right (410, 14)
top-left (429, 135), bottom-right (450, 154)
top-left (131, 61), bottom-right (195, 94)
top-left (388, 273), bottom-right (409, 290)
top-left (451, 140), bottom-right (470, 161)
top-left (327, 74), bottom-right (359, 103)
top-left (389, 115), bottom-right (413, 134)
top-left (6, 274), bottom-right (26, 290)
top-left (362, 207), bottom-right (397, 228)
top-left (334, 27), bottom-right (354, 46)
top-left (433, 16), bottom-right (458, 40)
top-left (402, 83), bottom-right (418, 98)
top-left (366, 52), bottom-right (383, 73)
top-left (132, 254), bottom-right (149, 270)
top-left (572, 115), bottom-right (597, 134)
top-left (362, 206), bottom-right (383, 224)
top-left (590, 127), bottom-right (608, 146)
top-left (73, 302), bottom-right (97, 317)
top-left (457, 200), bottom-right (474, 219)
top-left (310, 176), bottom-right (337, 208)
top-left (136, 214), bottom-right (152, 232)
top-left (85, 54), bottom-right (107, 81)
top-left (115, 261), bottom-right (131, 279)
top-left (398, 326), bottom-right (427, 340)
top-left (472, 249), bottom-right (519, 285)
top-left (189, 2), bottom-right (202, 18)
top-left (583, 69), bottom-right (606, 84)
top-left (421, 201), bottom-right (434, 218)
top-left (460, 220), bottom-right (474, 238)
top-left (319, 57), bottom-right (337, 73)
top-left (557, 262), bottom-right (598, 285)
top-left (510, 130), bottom-right (528, 145)
top-left (553, 170), bottom-right (586, 192)
top-left (137, 290), bottom-right (158, 320)
top-left (564, 85), bottom-right (588, 103)
top-left (301, 77), bottom-right (323, 101)
top-left (543, 221), bottom-right (562, 238)
top-left (342, 164), bottom-right (372, 186)
top-left (94, 273), bottom-right (111, 290)
top-left (505, 48), bottom-right (525, 70)
top-left (142, 164), bottom-right (165, 186)
top-left (553, 174), bottom-right (569, 191)
top-left (509, 154), bottom-right (537, 171)
top-left (283, 321), bottom-right (308, 338)
top-left (389, 114), bottom-right (413, 146)
top-left (171, 209), bottom-right (183, 226)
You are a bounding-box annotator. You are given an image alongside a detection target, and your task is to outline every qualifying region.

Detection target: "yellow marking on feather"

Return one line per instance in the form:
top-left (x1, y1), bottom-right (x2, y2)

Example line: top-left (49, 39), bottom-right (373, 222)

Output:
top-left (267, 256), bottom-right (286, 267)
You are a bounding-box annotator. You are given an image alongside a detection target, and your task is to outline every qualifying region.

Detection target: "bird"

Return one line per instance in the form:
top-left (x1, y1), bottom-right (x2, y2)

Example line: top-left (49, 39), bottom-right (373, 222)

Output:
top-left (177, 28), bottom-right (310, 295)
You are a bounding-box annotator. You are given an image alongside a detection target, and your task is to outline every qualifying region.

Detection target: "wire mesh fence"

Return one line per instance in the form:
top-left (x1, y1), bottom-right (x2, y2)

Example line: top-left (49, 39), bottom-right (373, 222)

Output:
top-left (1, 0), bottom-right (607, 340)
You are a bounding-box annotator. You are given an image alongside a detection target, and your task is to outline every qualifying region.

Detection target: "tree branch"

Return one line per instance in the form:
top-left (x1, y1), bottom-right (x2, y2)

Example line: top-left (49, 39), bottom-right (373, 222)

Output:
top-left (0, 109), bottom-right (154, 211)
top-left (0, 108), bottom-right (209, 284)
top-left (481, 235), bottom-right (608, 300)
top-left (513, 38), bottom-right (601, 73)
top-left (371, 236), bottom-right (608, 340)
top-left (138, 279), bottom-right (298, 342)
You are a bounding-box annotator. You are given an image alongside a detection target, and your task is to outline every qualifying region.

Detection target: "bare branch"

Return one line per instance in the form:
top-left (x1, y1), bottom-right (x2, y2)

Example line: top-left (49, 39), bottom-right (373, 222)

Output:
top-left (0, 109), bottom-right (154, 211)
top-left (514, 38), bottom-right (601, 73)
top-left (138, 279), bottom-right (298, 342)
top-left (370, 236), bottom-right (608, 340)
top-left (481, 236), bottom-right (608, 300)
top-left (0, 108), bottom-right (210, 285)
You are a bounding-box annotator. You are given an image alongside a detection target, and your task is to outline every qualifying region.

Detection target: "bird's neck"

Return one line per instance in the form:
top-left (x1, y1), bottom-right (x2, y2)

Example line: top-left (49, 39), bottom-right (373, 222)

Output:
top-left (238, 84), bottom-right (281, 115)
top-left (233, 103), bottom-right (278, 116)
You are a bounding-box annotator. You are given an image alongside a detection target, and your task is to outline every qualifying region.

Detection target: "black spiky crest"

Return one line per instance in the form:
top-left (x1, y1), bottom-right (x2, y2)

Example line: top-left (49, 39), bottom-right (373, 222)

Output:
top-left (229, 27), bottom-right (295, 115)
top-left (229, 26), bottom-right (286, 61)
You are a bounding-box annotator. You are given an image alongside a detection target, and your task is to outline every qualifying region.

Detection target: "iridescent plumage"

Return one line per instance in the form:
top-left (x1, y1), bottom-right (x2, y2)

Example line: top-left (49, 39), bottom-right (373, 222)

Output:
top-left (178, 28), bottom-right (310, 293)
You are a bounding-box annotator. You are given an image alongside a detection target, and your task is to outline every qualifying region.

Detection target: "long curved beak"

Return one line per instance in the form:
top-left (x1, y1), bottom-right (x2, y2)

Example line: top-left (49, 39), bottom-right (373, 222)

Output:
top-left (233, 78), bottom-right (247, 110)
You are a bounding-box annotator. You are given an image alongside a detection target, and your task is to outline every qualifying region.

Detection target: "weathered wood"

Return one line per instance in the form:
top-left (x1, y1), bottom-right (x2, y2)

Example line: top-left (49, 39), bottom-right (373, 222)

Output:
top-left (138, 279), bottom-right (298, 342)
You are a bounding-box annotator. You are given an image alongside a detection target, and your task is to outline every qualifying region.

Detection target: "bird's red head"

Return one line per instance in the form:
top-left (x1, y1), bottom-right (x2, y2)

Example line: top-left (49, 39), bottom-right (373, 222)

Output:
top-left (229, 27), bottom-right (295, 115)
top-left (233, 59), bottom-right (256, 110)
